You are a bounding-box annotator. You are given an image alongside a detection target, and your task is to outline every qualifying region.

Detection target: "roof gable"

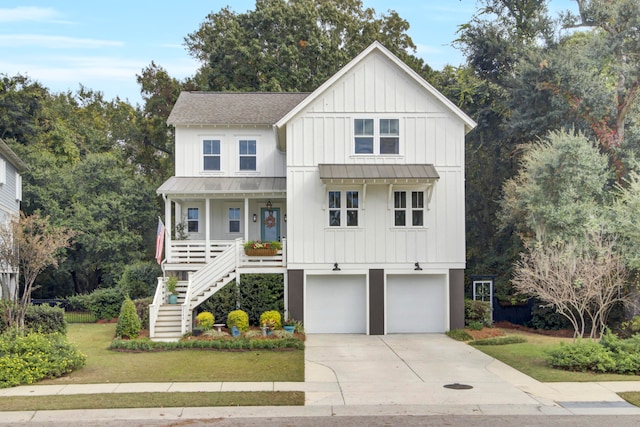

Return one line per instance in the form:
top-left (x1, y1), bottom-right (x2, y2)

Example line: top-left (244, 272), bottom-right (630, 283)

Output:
top-left (276, 41), bottom-right (476, 133)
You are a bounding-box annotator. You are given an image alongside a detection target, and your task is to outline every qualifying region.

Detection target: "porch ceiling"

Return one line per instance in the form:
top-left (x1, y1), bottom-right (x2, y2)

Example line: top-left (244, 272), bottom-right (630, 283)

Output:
top-left (157, 176), bottom-right (286, 197)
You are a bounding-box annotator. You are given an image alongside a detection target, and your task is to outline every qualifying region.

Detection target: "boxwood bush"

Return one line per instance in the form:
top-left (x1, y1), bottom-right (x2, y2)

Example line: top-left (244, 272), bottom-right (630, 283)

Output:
top-left (109, 336), bottom-right (304, 351)
top-left (260, 310), bottom-right (282, 329)
top-left (115, 298), bottom-right (142, 339)
top-left (0, 332), bottom-right (86, 388)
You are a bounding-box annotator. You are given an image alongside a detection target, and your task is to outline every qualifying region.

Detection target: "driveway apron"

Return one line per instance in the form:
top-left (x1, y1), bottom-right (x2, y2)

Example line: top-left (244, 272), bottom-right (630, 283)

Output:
top-left (304, 334), bottom-right (542, 406)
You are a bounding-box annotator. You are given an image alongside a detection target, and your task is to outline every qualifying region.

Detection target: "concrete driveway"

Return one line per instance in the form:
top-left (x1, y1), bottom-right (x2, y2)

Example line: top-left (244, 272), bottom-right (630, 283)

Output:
top-left (304, 334), bottom-right (543, 407)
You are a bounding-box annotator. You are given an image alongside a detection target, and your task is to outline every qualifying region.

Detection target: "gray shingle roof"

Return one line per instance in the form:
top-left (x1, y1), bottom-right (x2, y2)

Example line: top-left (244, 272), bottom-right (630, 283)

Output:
top-left (167, 92), bottom-right (310, 126)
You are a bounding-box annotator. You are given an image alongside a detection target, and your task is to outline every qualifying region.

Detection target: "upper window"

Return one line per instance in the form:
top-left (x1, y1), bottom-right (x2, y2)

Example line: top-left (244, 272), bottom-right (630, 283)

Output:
top-left (394, 191), bottom-right (424, 227)
top-left (354, 119), bottom-right (399, 155)
top-left (203, 139), bottom-right (221, 171)
top-left (187, 208), bottom-right (199, 233)
top-left (229, 207), bottom-right (241, 233)
top-left (328, 190), bottom-right (359, 227)
top-left (239, 139), bottom-right (257, 171)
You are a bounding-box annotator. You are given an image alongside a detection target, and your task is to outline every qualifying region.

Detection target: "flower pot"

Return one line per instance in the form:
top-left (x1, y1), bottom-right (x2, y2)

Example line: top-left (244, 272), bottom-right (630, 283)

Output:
top-left (284, 325), bottom-right (295, 333)
top-left (168, 294), bottom-right (178, 304)
top-left (245, 248), bottom-right (278, 256)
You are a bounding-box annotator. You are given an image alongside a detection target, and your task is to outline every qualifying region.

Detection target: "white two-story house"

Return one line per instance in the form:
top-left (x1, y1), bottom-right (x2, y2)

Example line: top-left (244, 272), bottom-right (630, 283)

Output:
top-left (150, 42), bottom-right (476, 340)
top-left (0, 138), bottom-right (27, 301)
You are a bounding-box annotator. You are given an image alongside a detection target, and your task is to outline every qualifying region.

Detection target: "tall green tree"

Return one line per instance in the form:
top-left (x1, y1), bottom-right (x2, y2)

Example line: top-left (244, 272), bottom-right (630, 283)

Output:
top-left (185, 0), bottom-right (424, 92)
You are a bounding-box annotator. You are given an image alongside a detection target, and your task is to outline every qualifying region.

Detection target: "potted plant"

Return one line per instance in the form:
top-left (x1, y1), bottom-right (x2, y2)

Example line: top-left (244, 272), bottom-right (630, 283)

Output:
top-left (243, 240), bottom-right (282, 256)
top-left (283, 318), bottom-right (296, 334)
top-left (166, 276), bottom-right (179, 304)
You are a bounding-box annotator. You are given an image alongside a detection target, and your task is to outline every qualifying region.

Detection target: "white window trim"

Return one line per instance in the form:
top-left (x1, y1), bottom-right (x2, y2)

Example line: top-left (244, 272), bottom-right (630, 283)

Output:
top-left (327, 189), bottom-right (361, 228)
top-left (202, 138), bottom-right (223, 174)
top-left (352, 117), bottom-right (402, 156)
top-left (15, 173), bottom-right (22, 202)
top-left (0, 159), bottom-right (6, 185)
top-left (186, 207), bottom-right (199, 233)
top-left (224, 204), bottom-right (243, 236)
top-left (390, 187), bottom-right (427, 228)
top-left (237, 138), bottom-right (258, 174)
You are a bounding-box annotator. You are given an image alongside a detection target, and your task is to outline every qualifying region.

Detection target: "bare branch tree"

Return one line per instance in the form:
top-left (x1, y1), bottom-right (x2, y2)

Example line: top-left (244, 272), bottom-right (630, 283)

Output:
top-left (0, 213), bottom-right (75, 333)
top-left (512, 232), bottom-right (632, 339)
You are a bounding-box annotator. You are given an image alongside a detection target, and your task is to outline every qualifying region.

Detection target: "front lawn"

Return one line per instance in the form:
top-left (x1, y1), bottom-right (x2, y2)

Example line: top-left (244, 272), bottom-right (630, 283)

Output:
top-left (39, 323), bottom-right (304, 384)
top-left (473, 329), bottom-right (640, 382)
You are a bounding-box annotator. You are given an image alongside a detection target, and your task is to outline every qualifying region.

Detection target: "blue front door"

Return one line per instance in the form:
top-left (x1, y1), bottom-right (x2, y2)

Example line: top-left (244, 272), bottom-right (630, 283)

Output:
top-left (260, 208), bottom-right (280, 242)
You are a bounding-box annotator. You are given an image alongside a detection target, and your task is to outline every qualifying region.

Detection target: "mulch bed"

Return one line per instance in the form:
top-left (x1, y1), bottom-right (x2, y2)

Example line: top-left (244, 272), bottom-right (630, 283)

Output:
top-left (464, 327), bottom-right (505, 340)
top-left (494, 321), bottom-right (575, 338)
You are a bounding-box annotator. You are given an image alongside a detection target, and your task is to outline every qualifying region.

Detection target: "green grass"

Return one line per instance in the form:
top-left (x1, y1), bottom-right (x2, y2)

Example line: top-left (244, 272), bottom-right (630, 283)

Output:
top-left (0, 391), bottom-right (304, 411)
top-left (39, 323), bottom-right (304, 384)
top-left (620, 392), bottom-right (640, 407)
top-left (474, 330), bottom-right (640, 382)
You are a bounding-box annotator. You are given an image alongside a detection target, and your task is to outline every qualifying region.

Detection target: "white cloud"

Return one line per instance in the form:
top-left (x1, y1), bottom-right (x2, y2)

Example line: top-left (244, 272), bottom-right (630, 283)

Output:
top-left (0, 34), bottom-right (122, 49)
top-left (0, 6), bottom-right (61, 23)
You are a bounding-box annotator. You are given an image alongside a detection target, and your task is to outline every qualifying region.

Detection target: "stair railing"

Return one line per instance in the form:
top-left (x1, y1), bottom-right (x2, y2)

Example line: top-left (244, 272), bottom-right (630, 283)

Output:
top-left (149, 277), bottom-right (165, 338)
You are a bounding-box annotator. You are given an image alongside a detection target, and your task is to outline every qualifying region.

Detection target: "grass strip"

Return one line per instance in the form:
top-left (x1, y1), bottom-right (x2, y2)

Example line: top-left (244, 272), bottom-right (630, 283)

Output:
top-left (0, 391), bottom-right (304, 411)
top-left (620, 392), bottom-right (640, 407)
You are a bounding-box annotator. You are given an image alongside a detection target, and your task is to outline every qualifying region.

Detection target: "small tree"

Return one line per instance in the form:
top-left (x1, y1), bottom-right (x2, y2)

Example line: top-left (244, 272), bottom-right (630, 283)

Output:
top-left (512, 232), bottom-right (632, 339)
top-left (0, 213), bottom-right (74, 333)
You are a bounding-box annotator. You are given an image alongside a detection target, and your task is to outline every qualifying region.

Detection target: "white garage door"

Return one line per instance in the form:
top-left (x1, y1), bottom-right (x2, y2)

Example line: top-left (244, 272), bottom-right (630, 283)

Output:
top-left (387, 275), bottom-right (446, 333)
top-left (306, 275), bottom-right (367, 334)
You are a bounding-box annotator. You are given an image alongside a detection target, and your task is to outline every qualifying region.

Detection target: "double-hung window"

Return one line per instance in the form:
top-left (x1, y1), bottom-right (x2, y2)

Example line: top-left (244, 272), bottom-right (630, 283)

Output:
top-left (239, 139), bottom-right (256, 171)
top-left (228, 208), bottom-right (241, 233)
top-left (354, 118), bottom-right (399, 155)
top-left (328, 190), bottom-right (359, 227)
top-left (394, 191), bottom-right (424, 227)
top-left (203, 139), bottom-right (221, 171)
top-left (187, 208), bottom-right (199, 232)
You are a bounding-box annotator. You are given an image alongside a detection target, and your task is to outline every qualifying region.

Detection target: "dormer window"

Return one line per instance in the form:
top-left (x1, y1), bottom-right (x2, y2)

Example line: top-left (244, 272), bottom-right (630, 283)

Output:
top-left (354, 119), bottom-right (399, 155)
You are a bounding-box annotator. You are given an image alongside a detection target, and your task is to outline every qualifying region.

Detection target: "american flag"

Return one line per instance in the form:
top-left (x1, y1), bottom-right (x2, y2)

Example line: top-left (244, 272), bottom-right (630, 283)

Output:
top-left (155, 218), bottom-right (165, 264)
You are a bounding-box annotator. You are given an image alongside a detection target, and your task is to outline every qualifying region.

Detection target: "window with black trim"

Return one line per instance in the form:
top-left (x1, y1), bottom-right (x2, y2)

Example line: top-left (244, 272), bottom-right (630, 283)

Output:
top-left (328, 190), bottom-right (359, 227)
top-left (239, 139), bottom-right (256, 170)
top-left (354, 118), bottom-right (399, 155)
top-left (203, 139), bottom-right (221, 171)
top-left (187, 208), bottom-right (199, 232)
top-left (394, 191), bottom-right (424, 227)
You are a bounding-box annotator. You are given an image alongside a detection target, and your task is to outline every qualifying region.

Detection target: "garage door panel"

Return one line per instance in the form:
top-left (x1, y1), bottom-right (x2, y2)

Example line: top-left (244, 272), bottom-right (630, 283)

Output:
top-left (387, 275), bottom-right (446, 333)
top-left (306, 275), bottom-right (366, 334)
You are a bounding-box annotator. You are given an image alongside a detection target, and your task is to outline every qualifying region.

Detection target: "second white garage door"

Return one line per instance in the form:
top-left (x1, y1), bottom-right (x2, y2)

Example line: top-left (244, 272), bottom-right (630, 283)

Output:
top-left (387, 275), bottom-right (447, 333)
top-left (305, 275), bottom-right (367, 334)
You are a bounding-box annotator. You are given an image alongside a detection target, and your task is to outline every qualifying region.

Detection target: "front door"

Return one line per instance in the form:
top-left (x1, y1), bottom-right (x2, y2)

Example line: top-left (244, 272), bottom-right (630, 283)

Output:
top-left (260, 208), bottom-right (280, 242)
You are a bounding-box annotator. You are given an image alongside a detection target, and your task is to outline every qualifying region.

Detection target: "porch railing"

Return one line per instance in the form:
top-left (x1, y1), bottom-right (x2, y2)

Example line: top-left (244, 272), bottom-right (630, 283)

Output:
top-left (167, 238), bottom-right (286, 268)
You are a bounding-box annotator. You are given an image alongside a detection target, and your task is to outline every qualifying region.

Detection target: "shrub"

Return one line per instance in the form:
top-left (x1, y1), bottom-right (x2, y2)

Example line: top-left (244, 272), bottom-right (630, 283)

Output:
top-left (195, 311), bottom-right (215, 331)
top-left (470, 336), bottom-right (527, 346)
top-left (25, 304), bottom-right (66, 335)
top-left (446, 329), bottom-right (473, 341)
top-left (133, 297), bottom-right (152, 330)
top-left (109, 336), bottom-right (304, 351)
top-left (87, 287), bottom-right (126, 321)
top-left (527, 302), bottom-right (573, 331)
top-left (115, 298), bottom-right (142, 339)
top-left (260, 310), bottom-right (282, 329)
top-left (0, 332), bottom-right (86, 388)
top-left (118, 262), bottom-right (162, 299)
top-left (66, 294), bottom-right (91, 312)
top-left (547, 340), bottom-right (617, 373)
top-left (466, 320), bottom-right (484, 331)
top-left (227, 310), bottom-right (249, 332)
top-left (465, 299), bottom-right (492, 328)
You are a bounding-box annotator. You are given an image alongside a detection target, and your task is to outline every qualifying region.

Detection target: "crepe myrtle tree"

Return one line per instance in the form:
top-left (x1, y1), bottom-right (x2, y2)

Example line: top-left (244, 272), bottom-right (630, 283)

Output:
top-left (512, 232), bottom-right (632, 339)
top-left (0, 212), bottom-right (74, 333)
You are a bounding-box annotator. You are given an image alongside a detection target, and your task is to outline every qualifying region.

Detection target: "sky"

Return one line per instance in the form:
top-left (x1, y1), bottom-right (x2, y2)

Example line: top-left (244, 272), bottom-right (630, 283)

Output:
top-left (0, 0), bottom-right (577, 106)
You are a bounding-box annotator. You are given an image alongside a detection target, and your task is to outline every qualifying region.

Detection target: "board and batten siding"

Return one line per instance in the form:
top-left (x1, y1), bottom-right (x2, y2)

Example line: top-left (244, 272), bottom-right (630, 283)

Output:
top-left (284, 49), bottom-right (465, 268)
top-left (174, 126), bottom-right (286, 178)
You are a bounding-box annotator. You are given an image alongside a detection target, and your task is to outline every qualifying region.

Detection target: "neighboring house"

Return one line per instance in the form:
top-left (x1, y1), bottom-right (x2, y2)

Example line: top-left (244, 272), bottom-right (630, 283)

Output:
top-left (150, 42), bottom-right (476, 340)
top-left (0, 138), bottom-right (27, 301)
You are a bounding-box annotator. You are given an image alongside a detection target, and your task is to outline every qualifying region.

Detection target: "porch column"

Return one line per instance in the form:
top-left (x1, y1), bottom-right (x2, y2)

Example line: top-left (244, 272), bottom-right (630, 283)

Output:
top-left (165, 195), bottom-right (172, 261)
top-left (205, 197), bottom-right (211, 261)
top-left (243, 197), bottom-right (249, 242)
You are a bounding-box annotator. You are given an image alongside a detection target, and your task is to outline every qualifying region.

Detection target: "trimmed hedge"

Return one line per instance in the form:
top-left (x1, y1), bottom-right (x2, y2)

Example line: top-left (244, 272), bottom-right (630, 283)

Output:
top-left (86, 287), bottom-right (126, 321)
top-left (0, 332), bottom-right (86, 388)
top-left (227, 310), bottom-right (249, 332)
top-left (25, 304), bottom-right (67, 335)
top-left (470, 336), bottom-right (527, 346)
top-left (109, 336), bottom-right (304, 352)
top-left (260, 310), bottom-right (282, 329)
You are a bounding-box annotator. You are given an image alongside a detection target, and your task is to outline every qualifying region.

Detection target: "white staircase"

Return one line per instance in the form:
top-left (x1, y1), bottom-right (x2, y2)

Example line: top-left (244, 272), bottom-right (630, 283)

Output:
top-left (149, 243), bottom-right (239, 341)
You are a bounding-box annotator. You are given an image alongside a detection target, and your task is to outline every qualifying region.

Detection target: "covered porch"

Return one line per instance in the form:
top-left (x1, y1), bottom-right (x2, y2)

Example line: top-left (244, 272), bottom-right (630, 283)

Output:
top-left (157, 176), bottom-right (287, 270)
